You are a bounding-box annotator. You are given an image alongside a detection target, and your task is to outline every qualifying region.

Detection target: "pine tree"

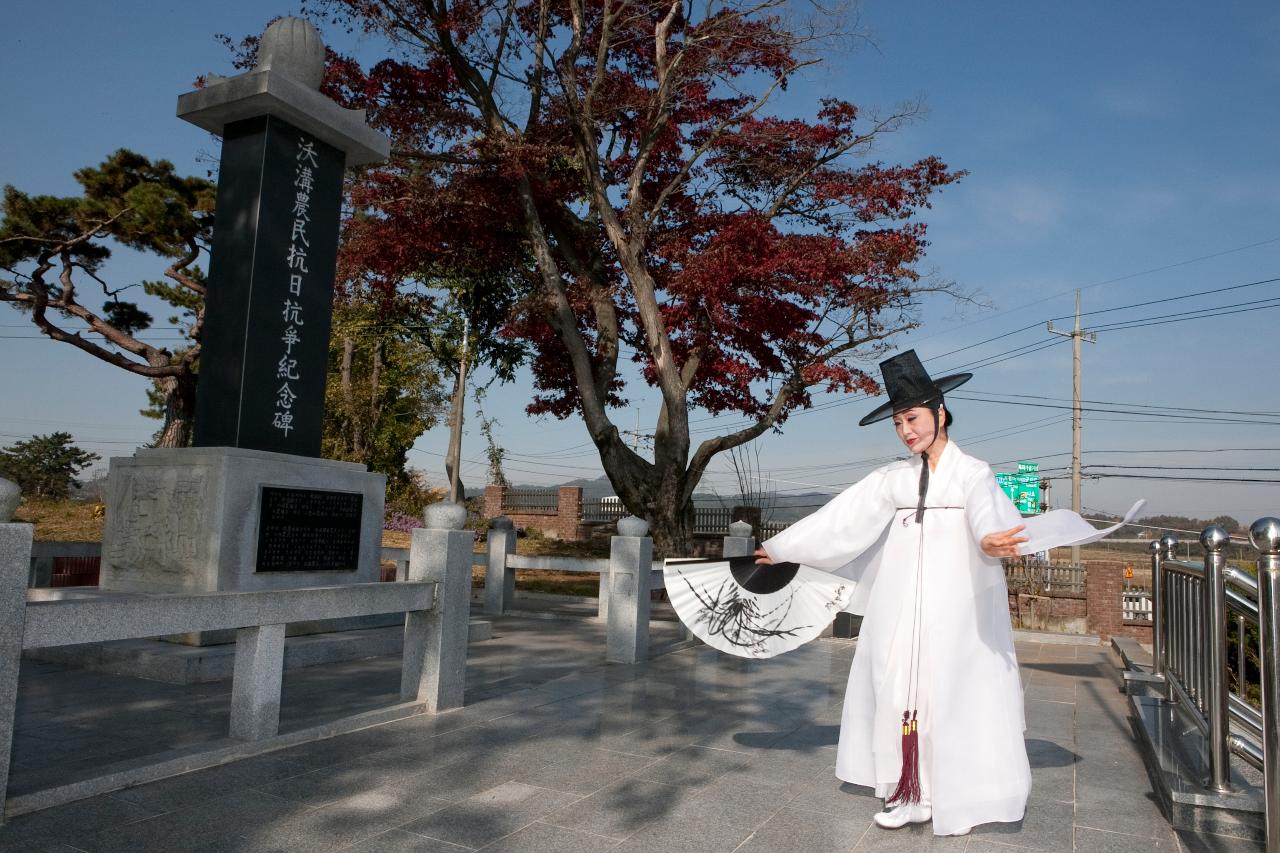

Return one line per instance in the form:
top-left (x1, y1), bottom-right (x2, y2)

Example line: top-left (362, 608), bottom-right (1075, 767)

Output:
top-left (0, 433), bottom-right (101, 499)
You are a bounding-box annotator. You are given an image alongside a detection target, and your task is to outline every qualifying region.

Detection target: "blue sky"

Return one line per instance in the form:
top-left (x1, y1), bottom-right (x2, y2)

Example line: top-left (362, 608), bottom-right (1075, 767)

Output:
top-left (2, 1), bottom-right (1278, 524)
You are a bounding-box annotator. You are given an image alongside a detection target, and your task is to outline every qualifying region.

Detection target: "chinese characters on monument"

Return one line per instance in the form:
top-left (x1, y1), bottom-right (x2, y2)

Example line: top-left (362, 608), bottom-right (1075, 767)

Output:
top-left (272, 137), bottom-right (321, 438)
top-left (191, 115), bottom-right (344, 457)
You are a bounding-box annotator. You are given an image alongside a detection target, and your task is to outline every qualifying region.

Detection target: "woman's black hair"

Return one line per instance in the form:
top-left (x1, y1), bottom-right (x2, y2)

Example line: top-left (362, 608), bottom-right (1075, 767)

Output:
top-left (938, 398), bottom-right (954, 430)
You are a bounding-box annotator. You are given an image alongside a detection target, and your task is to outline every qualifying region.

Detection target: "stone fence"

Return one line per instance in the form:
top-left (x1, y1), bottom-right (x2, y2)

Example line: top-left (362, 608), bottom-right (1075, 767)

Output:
top-left (473, 517), bottom-right (763, 662)
top-left (29, 534), bottom-right (1156, 646)
top-left (0, 519), bottom-right (472, 824)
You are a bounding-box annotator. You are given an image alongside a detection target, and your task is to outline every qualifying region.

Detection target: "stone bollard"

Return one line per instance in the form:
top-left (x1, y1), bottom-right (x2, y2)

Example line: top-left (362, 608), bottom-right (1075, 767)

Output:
top-left (485, 517), bottom-right (516, 616)
top-left (723, 520), bottom-right (756, 559)
top-left (401, 502), bottom-right (471, 711)
top-left (607, 516), bottom-right (651, 664)
top-left (0, 521), bottom-right (34, 821)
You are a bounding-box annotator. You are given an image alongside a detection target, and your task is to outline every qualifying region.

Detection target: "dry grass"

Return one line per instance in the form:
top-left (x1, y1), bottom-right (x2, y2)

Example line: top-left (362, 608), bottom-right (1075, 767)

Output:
top-left (14, 499), bottom-right (105, 542)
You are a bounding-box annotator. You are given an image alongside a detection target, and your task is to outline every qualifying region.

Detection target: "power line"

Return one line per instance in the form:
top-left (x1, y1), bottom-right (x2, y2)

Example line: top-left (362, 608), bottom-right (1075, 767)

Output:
top-left (960, 389), bottom-right (1280, 418)
top-left (1086, 473), bottom-right (1280, 484)
top-left (948, 393), bottom-right (1280, 426)
top-left (1045, 276), bottom-right (1280, 323)
top-left (902, 235), bottom-right (1280, 348)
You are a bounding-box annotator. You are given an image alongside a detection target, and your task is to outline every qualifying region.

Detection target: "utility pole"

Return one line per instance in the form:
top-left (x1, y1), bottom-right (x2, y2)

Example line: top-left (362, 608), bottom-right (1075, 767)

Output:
top-left (621, 409), bottom-right (654, 454)
top-left (1048, 289), bottom-right (1096, 565)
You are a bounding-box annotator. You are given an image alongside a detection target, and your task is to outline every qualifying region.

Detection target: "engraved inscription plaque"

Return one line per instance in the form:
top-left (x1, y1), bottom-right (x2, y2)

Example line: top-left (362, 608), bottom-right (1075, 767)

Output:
top-left (256, 486), bottom-right (363, 572)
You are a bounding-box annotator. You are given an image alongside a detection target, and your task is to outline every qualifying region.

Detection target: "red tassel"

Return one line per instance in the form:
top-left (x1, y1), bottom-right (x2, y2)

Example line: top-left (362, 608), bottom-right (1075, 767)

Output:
top-left (885, 710), bottom-right (922, 805)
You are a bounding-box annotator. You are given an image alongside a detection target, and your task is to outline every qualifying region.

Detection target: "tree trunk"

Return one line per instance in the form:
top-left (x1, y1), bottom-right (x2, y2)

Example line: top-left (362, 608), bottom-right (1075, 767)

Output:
top-left (153, 372), bottom-right (197, 448)
top-left (645, 497), bottom-right (695, 558)
top-left (340, 336), bottom-right (362, 456)
top-left (445, 367), bottom-right (467, 503)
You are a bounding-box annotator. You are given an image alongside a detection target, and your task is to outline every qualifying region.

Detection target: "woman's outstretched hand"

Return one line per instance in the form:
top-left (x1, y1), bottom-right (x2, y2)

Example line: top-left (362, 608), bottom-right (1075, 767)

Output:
top-left (753, 547), bottom-right (774, 566)
top-left (981, 525), bottom-right (1028, 558)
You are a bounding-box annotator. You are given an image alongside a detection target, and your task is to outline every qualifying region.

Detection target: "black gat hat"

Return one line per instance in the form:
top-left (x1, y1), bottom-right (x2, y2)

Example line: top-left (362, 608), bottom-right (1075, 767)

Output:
top-left (858, 349), bottom-right (971, 426)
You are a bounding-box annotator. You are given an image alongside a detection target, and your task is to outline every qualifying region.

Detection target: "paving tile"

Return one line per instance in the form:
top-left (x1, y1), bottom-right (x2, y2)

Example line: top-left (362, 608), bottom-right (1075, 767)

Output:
top-left (82, 788), bottom-right (306, 853)
top-left (475, 821), bottom-right (620, 852)
top-left (1074, 782), bottom-right (1180, 840)
top-left (109, 753), bottom-right (311, 811)
top-left (513, 748), bottom-right (658, 795)
top-left (609, 812), bottom-right (754, 852)
top-left (787, 777), bottom-right (881, 821)
top-left (633, 746), bottom-right (752, 789)
top-left (541, 778), bottom-right (691, 839)
top-left (0, 793), bottom-right (158, 851)
top-left (853, 821), bottom-right (970, 851)
top-left (5, 611), bottom-right (1208, 853)
top-left (401, 782), bottom-right (579, 849)
top-left (1022, 699), bottom-right (1075, 740)
top-left (348, 829), bottom-right (472, 852)
top-left (1024, 684), bottom-right (1076, 704)
top-left (664, 775), bottom-right (798, 830)
top-left (969, 796), bottom-right (1074, 851)
top-left (1074, 825), bottom-right (1178, 851)
top-left (408, 750), bottom-right (556, 802)
top-left (1073, 746), bottom-right (1153, 794)
top-left (734, 805), bottom-right (867, 853)
top-left (235, 787), bottom-right (455, 852)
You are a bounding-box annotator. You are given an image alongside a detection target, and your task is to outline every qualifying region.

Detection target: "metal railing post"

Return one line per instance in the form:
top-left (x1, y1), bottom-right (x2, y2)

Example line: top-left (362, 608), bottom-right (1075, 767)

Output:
top-left (1151, 539), bottom-right (1166, 680)
top-left (1250, 517), bottom-right (1280, 853)
top-left (1201, 525), bottom-right (1232, 792)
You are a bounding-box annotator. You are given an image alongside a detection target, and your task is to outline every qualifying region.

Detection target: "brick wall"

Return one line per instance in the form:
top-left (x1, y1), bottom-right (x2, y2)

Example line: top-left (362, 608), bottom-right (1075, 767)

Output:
top-left (1084, 560), bottom-right (1153, 643)
top-left (483, 485), bottom-right (504, 519)
top-left (1008, 591), bottom-right (1087, 634)
top-left (483, 485), bottom-right (588, 540)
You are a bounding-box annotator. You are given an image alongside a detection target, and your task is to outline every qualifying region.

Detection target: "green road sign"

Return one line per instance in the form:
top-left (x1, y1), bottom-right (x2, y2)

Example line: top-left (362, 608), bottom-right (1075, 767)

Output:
top-left (997, 462), bottom-right (1042, 515)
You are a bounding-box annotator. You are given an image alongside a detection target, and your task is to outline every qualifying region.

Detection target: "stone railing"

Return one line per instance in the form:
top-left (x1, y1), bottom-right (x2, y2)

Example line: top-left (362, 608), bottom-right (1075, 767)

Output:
top-left (479, 517), bottom-right (758, 663)
top-left (0, 517), bottom-right (472, 823)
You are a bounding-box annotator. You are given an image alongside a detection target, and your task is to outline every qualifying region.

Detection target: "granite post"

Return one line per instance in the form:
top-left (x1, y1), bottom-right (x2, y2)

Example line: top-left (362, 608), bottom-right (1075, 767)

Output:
top-left (229, 623), bottom-right (287, 740)
top-left (607, 517), bottom-right (652, 664)
top-left (722, 520), bottom-right (755, 558)
top-left (0, 523), bottom-right (34, 822)
top-left (715, 521), bottom-right (757, 643)
top-left (401, 502), bottom-right (471, 710)
top-left (485, 517), bottom-right (516, 615)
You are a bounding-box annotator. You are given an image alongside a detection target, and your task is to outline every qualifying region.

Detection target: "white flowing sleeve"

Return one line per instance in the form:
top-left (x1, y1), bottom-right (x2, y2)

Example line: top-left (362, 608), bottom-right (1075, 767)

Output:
top-left (761, 468), bottom-right (895, 570)
top-left (963, 463), bottom-right (1024, 546)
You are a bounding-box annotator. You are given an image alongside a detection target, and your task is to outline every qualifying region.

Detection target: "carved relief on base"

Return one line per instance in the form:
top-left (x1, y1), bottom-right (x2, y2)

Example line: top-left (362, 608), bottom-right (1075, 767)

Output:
top-left (103, 465), bottom-right (213, 587)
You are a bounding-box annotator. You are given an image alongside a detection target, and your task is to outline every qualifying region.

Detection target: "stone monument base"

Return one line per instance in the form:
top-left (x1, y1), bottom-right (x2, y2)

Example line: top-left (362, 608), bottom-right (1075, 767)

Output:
top-left (100, 447), bottom-right (387, 644)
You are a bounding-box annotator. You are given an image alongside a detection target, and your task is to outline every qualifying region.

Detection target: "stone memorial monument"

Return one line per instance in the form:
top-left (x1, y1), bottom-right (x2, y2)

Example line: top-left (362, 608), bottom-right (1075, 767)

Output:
top-left (99, 19), bottom-right (393, 600)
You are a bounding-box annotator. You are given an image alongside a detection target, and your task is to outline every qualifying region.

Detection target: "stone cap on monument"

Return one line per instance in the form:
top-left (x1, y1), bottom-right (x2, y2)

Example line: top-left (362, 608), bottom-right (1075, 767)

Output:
top-left (176, 17), bottom-right (390, 166)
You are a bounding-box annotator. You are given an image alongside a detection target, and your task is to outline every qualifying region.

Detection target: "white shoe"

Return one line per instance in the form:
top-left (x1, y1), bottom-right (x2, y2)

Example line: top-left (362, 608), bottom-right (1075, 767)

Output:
top-left (873, 801), bottom-right (932, 829)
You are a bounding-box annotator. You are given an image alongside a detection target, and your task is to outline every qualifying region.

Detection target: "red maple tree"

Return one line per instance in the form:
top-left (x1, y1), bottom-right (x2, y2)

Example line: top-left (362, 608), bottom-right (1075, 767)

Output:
top-left (304, 0), bottom-right (965, 552)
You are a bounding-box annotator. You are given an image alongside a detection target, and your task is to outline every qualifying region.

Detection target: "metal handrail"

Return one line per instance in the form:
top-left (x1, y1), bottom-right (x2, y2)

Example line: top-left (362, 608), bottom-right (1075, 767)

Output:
top-left (1150, 519), bottom-right (1279, 852)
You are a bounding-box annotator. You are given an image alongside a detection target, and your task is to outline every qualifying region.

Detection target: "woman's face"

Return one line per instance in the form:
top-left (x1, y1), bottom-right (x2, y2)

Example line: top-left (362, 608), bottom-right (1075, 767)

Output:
top-left (892, 405), bottom-right (943, 454)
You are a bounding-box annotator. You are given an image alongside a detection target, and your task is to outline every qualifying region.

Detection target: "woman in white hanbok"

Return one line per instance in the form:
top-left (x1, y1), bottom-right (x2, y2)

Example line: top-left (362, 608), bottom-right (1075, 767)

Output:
top-left (756, 351), bottom-right (1031, 837)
